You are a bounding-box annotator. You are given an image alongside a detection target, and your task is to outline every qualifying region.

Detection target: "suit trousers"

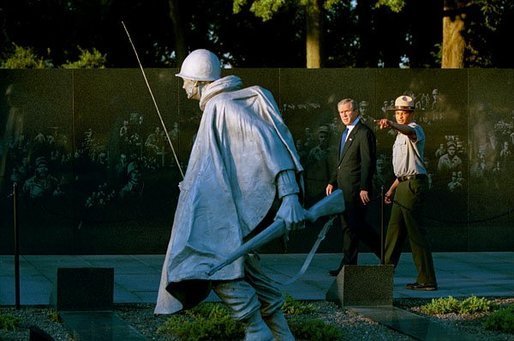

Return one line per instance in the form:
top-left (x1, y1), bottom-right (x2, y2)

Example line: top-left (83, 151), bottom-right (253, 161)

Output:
top-left (337, 203), bottom-right (381, 267)
top-left (384, 178), bottom-right (437, 285)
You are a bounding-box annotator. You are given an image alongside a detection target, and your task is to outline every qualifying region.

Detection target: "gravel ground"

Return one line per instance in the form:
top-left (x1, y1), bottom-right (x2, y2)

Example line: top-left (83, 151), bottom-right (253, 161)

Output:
top-left (1, 298), bottom-right (513, 340)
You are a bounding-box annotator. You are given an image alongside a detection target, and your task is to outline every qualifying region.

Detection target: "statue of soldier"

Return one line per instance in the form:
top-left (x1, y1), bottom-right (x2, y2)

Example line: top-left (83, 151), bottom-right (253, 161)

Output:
top-left (155, 49), bottom-right (305, 340)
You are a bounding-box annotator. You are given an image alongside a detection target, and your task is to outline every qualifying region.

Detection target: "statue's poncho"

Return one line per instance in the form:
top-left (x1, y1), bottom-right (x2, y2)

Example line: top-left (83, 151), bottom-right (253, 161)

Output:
top-left (155, 75), bottom-right (302, 314)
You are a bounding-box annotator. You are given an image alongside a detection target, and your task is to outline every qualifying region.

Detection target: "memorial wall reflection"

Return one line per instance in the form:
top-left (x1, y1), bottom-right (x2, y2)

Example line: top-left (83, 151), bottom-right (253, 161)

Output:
top-left (1, 69), bottom-right (513, 254)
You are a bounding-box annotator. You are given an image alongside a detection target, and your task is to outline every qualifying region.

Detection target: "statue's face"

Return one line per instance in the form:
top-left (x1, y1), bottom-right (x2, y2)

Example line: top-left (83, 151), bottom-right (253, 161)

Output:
top-left (182, 78), bottom-right (200, 100)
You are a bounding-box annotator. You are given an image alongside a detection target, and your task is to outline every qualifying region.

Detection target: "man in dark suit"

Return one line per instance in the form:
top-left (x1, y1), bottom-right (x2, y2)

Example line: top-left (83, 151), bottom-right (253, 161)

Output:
top-left (326, 98), bottom-right (381, 276)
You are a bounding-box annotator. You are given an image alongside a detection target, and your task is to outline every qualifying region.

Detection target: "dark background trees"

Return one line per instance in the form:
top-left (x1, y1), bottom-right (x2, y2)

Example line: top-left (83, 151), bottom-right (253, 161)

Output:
top-left (0, 0), bottom-right (512, 68)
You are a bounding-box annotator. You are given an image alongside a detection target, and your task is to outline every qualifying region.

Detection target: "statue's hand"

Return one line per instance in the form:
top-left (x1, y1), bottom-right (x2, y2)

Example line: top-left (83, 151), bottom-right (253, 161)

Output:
top-left (275, 194), bottom-right (306, 231)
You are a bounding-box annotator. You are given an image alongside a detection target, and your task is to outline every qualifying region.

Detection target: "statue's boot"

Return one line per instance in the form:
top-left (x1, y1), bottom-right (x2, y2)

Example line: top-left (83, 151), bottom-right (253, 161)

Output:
top-left (244, 311), bottom-right (274, 341)
top-left (264, 310), bottom-right (295, 341)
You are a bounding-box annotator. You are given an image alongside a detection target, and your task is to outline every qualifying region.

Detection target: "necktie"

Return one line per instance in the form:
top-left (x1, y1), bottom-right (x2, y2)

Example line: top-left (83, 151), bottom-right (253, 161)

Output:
top-left (339, 128), bottom-right (349, 158)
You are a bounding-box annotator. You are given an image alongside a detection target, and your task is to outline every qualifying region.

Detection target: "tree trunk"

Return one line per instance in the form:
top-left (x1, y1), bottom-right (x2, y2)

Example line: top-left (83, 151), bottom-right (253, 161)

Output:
top-left (168, 0), bottom-right (187, 66)
top-left (305, 0), bottom-right (321, 68)
top-left (442, 0), bottom-right (467, 68)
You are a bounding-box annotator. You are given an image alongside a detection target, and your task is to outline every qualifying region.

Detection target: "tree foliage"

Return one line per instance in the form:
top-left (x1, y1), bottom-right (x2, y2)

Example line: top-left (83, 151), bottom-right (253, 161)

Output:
top-left (375, 0), bottom-right (405, 12)
top-left (233, 0), bottom-right (288, 21)
top-left (1, 44), bottom-right (52, 69)
top-left (0, 0), bottom-right (513, 68)
top-left (466, 0), bottom-right (514, 67)
top-left (61, 47), bottom-right (107, 69)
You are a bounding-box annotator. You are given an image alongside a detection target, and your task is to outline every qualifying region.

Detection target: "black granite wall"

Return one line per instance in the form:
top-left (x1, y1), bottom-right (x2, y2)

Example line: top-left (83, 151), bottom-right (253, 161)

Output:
top-left (1, 69), bottom-right (513, 254)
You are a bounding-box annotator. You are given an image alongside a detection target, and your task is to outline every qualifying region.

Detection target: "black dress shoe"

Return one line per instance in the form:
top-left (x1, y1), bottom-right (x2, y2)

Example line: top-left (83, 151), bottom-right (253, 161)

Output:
top-left (406, 282), bottom-right (438, 291)
top-left (329, 269), bottom-right (341, 276)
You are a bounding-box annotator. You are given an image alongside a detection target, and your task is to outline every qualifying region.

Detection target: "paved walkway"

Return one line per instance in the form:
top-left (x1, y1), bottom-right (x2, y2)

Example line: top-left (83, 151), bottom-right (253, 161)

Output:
top-left (1, 252), bottom-right (513, 306)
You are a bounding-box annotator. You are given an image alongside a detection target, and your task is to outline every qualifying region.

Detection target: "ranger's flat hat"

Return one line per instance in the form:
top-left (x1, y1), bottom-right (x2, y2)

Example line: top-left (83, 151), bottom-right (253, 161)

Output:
top-left (389, 95), bottom-right (415, 111)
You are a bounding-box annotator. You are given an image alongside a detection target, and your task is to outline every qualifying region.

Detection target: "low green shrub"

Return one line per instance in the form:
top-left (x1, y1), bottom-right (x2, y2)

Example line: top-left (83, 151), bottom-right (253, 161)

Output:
top-left (282, 294), bottom-right (316, 315)
top-left (157, 303), bottom-right (244, 340)
top-left (157, 313), bottom-right (244, 340)
top-left (459, 296), bottom-right (495, 314)
top-left (483, 305), bottom-right (514, 334)
top-left (188, 302), bottom-right (235, 320)
top-left (157, 299), bottom-right (339, 340)
top-left (420, 296), bottom-right (494, 315)
top-left (288, 316), bottom-right (343, 340)
top-left (420, 296), bottom-right (460, 315)
top-left (0, 313), bottom-right (20, 331)
top-left (47, 309), bottom-right (61, 323)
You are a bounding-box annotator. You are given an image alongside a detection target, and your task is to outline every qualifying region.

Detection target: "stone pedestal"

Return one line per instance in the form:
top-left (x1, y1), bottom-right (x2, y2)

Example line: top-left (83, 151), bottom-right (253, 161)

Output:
top-left (52, 267), bottom-right (114, 311)
top-left (325, 265), bottom-right (394, 306)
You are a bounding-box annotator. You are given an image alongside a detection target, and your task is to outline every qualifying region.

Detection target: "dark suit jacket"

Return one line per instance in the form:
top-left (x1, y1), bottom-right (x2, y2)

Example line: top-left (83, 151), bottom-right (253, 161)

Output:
top-left (329, 121), bottom-right (377, 209)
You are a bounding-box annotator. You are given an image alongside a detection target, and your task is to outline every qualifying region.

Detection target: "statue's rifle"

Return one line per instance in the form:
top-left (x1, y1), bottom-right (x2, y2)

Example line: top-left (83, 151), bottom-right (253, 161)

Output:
top-left (121, 21), bottom-right (184, 179)
top-left (207, 189), bottom-right (345, 280)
